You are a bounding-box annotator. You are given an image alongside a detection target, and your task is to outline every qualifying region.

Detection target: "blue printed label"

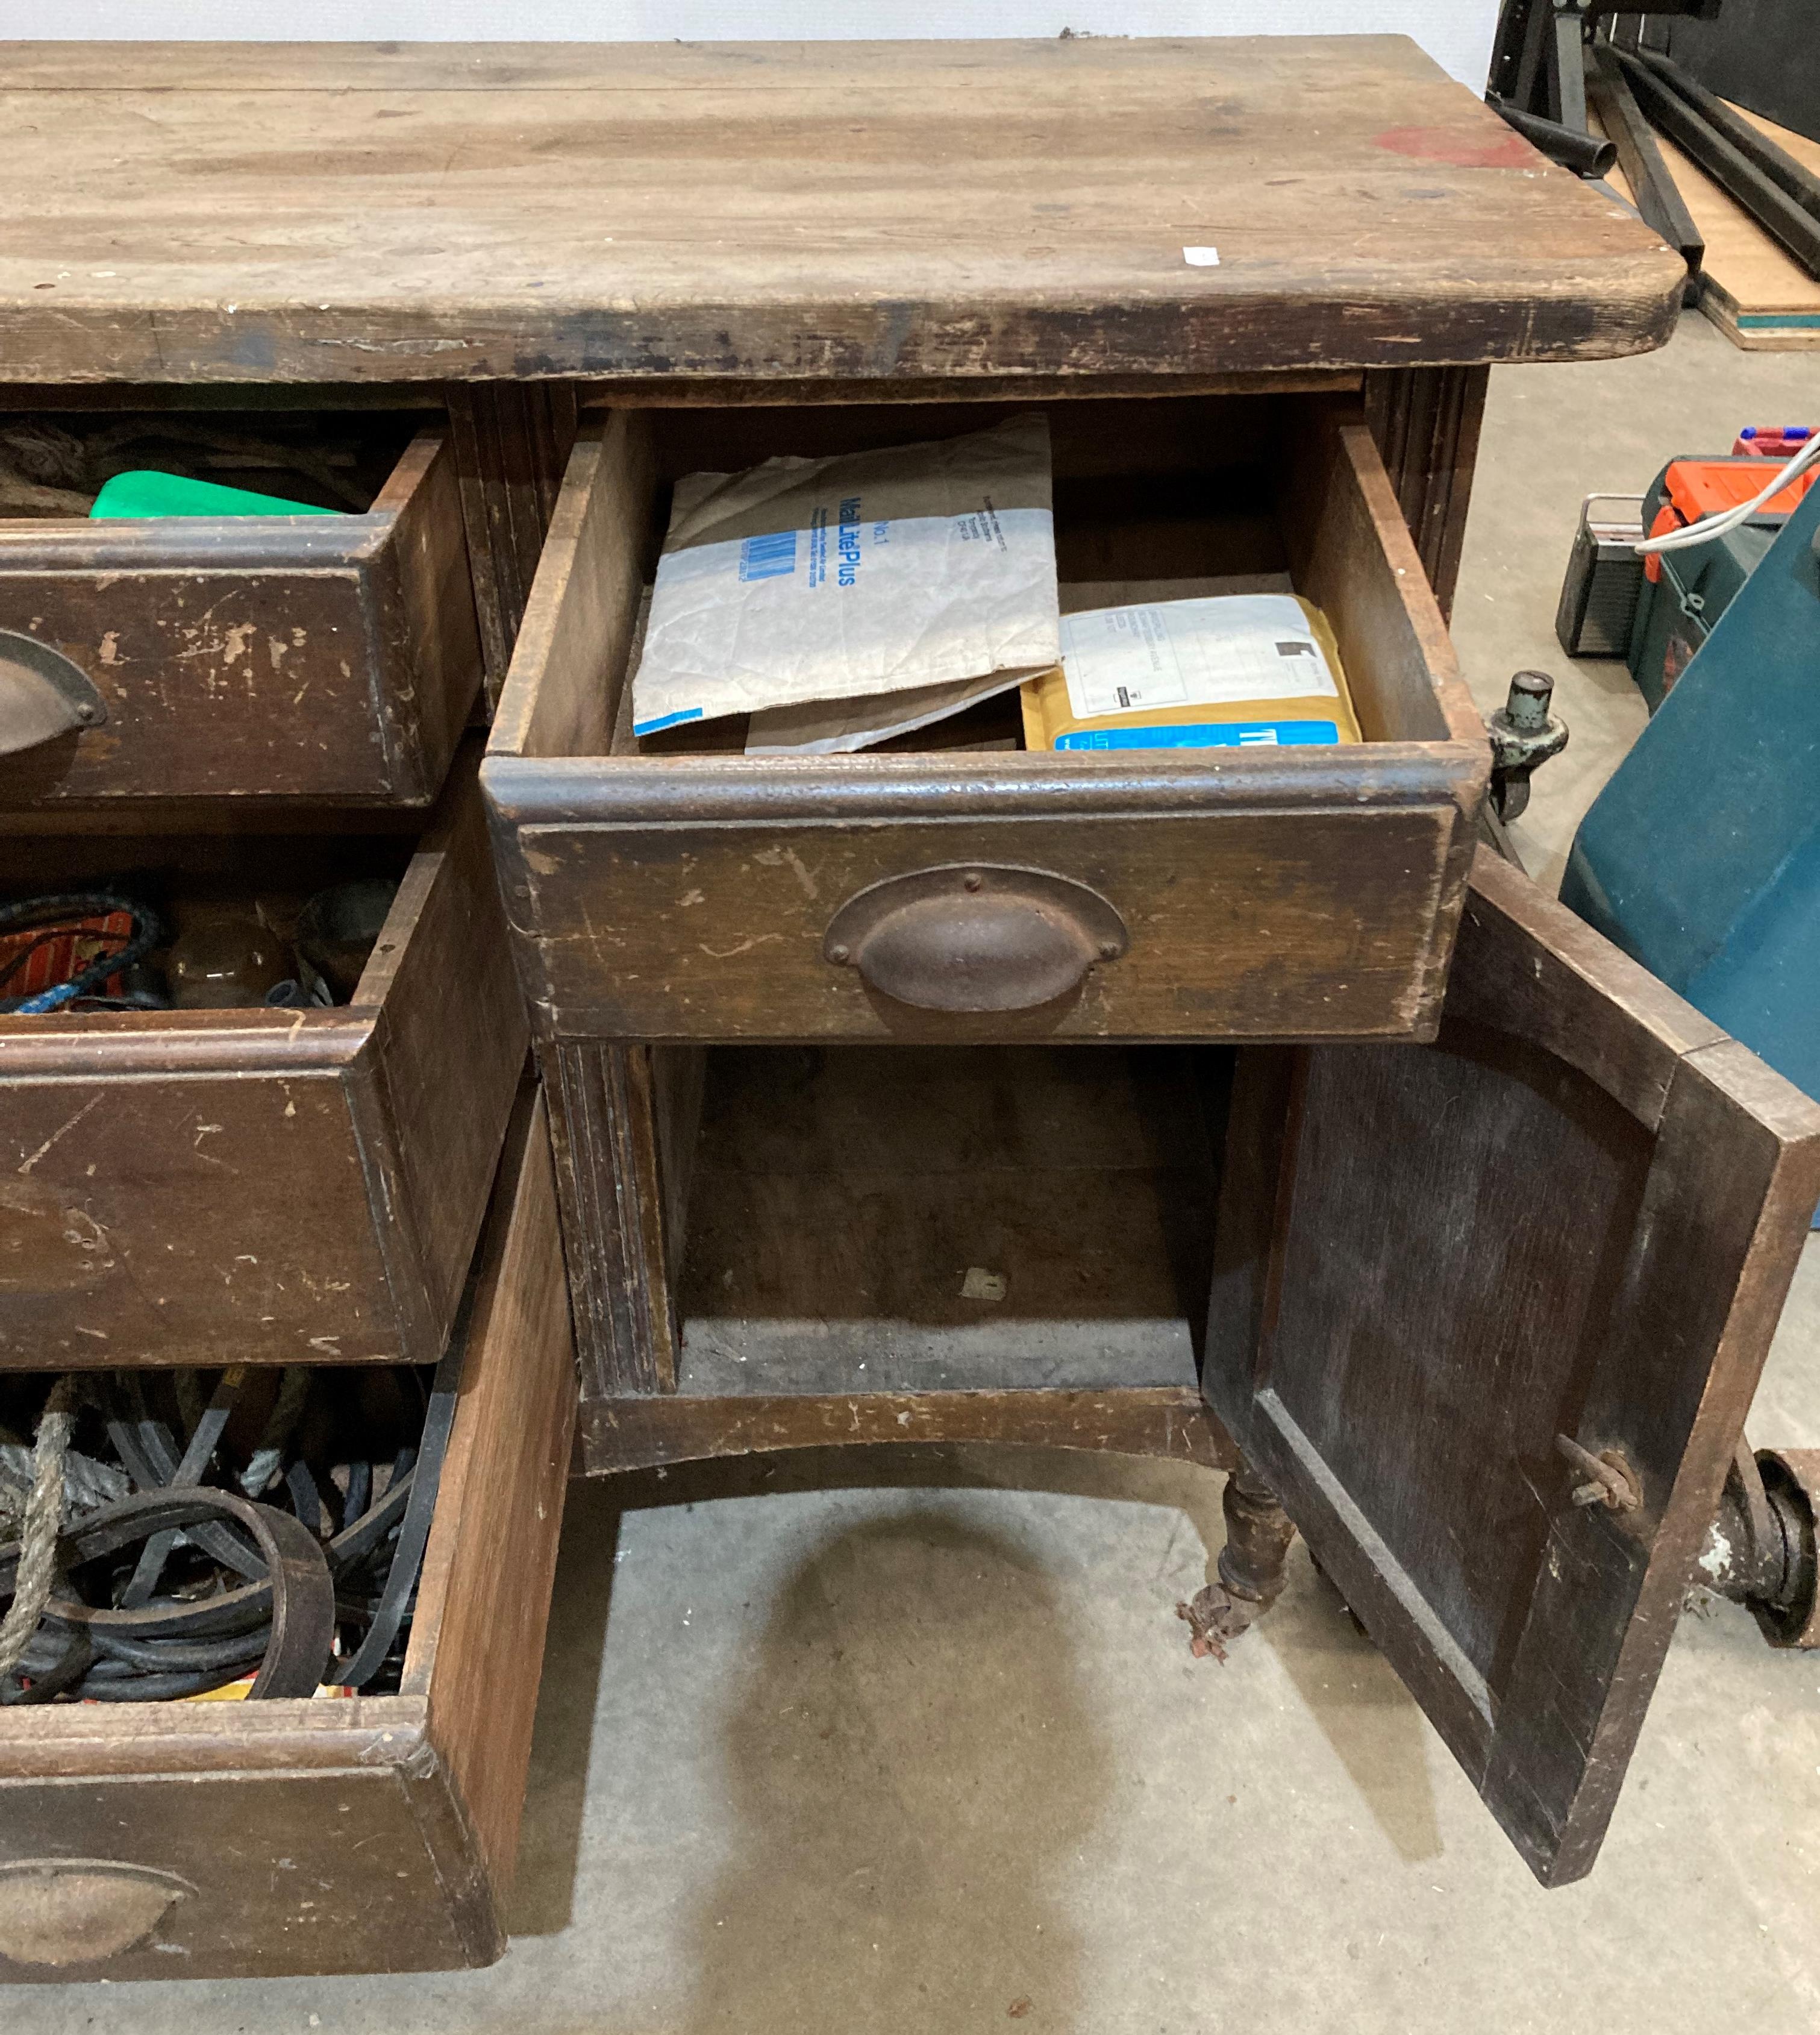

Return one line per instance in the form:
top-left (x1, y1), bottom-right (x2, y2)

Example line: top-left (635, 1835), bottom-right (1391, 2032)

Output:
top-left (1054, 720), bottom-right (1341, 751)
top-left (631, 704), bottom-right (707, 737)
top-left (738, 530), bottom-right (798, 583)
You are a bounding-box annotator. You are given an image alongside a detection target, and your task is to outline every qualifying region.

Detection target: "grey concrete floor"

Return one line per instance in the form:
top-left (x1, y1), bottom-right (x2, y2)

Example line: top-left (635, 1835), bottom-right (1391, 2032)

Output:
top-left (13, 313), bottom-right (1820, 2033)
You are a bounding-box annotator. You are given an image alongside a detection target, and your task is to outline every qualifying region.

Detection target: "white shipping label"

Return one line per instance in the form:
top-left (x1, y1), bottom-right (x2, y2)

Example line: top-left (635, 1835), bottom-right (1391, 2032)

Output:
top-left (1059, 594), bottom-right (1339, 722)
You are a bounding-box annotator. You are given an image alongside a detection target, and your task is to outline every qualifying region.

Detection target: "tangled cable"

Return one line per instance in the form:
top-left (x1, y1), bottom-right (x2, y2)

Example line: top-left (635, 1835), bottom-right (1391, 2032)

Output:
top-left (0, 1350), bottom-right (459, 1705)
top-left (0, 893), bottom-right (166, 1014)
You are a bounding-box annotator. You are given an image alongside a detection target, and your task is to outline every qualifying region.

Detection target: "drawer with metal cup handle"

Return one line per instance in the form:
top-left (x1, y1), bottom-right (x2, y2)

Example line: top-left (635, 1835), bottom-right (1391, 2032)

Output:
top-left (0, 1090), bottom-right (578, 1981)
top-left (0, 741), bottom-right (526, 1373)
top-left (0, 411), bottom-right (483, 816)
top-left (484, 394), bottom-right (1488, 1048)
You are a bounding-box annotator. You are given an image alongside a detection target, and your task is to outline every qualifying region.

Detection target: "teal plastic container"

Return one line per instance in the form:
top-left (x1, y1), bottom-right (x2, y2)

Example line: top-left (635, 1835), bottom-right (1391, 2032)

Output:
top-left (1563, 478), bottom-right (1820, 1220)
top-left (89, 471), bottom-right (340, 519)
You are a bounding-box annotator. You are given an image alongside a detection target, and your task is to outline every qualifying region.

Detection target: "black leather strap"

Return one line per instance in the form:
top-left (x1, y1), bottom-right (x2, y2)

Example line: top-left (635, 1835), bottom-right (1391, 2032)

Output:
top-left (0, 1488), bottom-right (335, 1701)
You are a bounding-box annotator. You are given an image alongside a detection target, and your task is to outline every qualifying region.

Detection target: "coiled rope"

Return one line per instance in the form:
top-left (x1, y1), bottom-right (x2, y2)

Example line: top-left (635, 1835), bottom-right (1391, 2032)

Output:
top-left (0, 1377), bottom-right (74, 1681)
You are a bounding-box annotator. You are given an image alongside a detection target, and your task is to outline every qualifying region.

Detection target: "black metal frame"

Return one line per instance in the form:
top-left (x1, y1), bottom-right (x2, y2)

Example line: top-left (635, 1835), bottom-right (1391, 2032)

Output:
top-left (1584, 43), bottom-right (1706, 278)
top-left (1615, 44), bottom-right (1820, 278)
top-left (1486, 1), bottom-right (1722, 190)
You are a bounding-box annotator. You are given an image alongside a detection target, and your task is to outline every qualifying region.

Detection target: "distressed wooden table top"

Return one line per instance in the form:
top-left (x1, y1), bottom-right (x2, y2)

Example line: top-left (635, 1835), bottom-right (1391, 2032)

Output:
top-left (0, 36), bottom-right (1683, 384)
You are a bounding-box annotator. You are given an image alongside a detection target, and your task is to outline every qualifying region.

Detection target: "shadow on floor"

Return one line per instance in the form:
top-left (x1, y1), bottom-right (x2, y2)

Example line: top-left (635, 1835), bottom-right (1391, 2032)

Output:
top-left (505, 1481), bottom-right (622, 1939)
top-left (506, 1440), bottom-right (1439, 1975)
top-left (508, 1444), bottom-right (1158, 1953)
top-left (1264, 1554), bottom-right (1442, 1865)
top-left (671, 1508), bottom-right (1109, 2034)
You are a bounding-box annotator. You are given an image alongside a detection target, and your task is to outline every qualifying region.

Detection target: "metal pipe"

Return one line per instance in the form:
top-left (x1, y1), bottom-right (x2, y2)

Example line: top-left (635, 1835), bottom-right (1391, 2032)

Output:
top-left (1615, 48), bottom-right (1820, 278)
top-left (1487, 95), bottom-right (1619, 177)
top-left (1633, 46), bottom-right (1820, 222)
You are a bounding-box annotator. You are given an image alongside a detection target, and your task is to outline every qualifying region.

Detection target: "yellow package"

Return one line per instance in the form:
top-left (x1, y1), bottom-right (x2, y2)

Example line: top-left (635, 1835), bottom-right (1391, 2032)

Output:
top-left (1021, 592), bottom-right (1360, 753)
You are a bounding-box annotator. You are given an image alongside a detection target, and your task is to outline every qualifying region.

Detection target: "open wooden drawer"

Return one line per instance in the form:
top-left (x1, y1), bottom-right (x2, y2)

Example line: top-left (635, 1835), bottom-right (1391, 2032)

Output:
top-left (0, 410), bottom-right (481, 816)
top-left (483, 392), bottom-right (1489, 1047)
top-left (0, 1091), bottom-right (575, 1980)
top-left (0, 741), bottom-right (527, 1370)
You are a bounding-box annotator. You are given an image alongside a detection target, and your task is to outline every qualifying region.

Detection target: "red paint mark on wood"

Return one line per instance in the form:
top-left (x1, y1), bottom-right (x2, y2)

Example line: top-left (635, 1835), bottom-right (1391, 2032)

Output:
top-left (1374, 124), bottom-right (1535, 169)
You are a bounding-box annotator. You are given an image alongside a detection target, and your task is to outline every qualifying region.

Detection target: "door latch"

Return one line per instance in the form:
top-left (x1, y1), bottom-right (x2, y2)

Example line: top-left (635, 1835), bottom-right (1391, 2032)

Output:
top-left (1556, 1432), bottom-right (1642, 1512)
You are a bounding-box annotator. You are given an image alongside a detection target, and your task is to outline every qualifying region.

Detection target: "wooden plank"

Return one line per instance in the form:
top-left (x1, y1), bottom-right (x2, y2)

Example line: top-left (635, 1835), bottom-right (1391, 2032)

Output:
top-left (542, 1039), bottom-right (677, 1397)
top-left (0, 1021), bottom-right (389, 1369)
top-left (653, 1044), bottom-right (708, 1285)
top-left (493, 792), bottom-right (1472, 1046)
top-left (586, 369), bottom-right (1365, 408)
top-left (445, 387), bottom-right (515, 688)
top-left (1440, 850), bottom-right (1728, 1127)
top-left (1283, 416), bottom-right (1483, 746)
top-left (488, 415), bottom-right (651, 770)
top-left (445, 386), bottom-right (581, 701)
top-left (581, 1384), bottom-right (1235, 1476)
top-left (537, 1038), bottom-right (705, 1402)
top-left (0, 39), bottom-right (1681, 384)
top-left (357, 747), bottom-right (531, 1372)
top-left (1362, 364), bottom-right (1490, 619)
top-left (0, 1767), bottom-right (469, 1977)
top-left (1483, 1033), bottom-right (1820, 1878)
top-left (405, 1086), bottom-right (578, 1927)
top-left (1605, 104), bottom-right (1820, 348)
top-left (1675, 112), bottom-right (1820, 346)
top-left (378, 430), bottom-right (487, 778)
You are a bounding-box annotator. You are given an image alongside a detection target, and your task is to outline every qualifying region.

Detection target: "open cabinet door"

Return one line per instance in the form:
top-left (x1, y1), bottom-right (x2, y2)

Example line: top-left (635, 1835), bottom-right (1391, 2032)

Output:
top-left (1204, 847), bottom-right (1820, 1886)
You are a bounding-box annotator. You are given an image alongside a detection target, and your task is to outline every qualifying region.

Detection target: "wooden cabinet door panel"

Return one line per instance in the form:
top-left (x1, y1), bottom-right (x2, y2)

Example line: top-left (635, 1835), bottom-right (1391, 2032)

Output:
top-left (1204, 848), bottom-right (1820, 1884)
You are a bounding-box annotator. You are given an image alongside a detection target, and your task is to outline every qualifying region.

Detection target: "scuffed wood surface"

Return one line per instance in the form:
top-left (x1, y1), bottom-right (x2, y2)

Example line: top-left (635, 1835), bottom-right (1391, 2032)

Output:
top-left (0, 431), bottom-right (482, 811)
top-left (582, 1385), bottom-right (1235, 1476)
top-left (407, 1086), bottom-right (577, 1935)
top-left (0, 38), bottom-right (1681, 384)
top-left (0, 745), bottom-right (525, 1369)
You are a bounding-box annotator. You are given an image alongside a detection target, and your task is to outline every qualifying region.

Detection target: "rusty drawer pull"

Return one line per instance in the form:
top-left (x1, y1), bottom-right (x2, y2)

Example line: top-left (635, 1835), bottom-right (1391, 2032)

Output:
top-left (822, 864), bottom-right (1128, 1014)
top-left (0, 630), bottom-right (107, 758)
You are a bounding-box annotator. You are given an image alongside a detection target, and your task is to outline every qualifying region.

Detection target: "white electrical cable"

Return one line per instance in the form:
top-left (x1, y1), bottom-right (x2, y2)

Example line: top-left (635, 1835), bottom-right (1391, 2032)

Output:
top-left (1634, 431), bottom-right (1820, 556)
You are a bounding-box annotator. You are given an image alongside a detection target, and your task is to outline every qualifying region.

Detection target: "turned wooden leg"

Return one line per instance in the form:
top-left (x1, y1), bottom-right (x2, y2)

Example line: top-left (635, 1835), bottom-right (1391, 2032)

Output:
top-left (1177, 1464), bottom-right (1297, 1661)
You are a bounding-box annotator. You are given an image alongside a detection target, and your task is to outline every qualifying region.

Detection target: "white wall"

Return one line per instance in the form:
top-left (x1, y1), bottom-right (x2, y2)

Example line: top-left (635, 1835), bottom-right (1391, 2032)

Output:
top-left (7, 3), bottom-right (1499, 92)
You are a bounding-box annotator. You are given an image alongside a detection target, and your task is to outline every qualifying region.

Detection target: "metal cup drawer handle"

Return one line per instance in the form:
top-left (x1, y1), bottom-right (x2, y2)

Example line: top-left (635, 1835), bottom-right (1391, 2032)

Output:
top-left (0, 630), bottom-right (108, 758)
top-left (822, 864), bottom-right (1128, 1013)
top-left (0, 1860), bottom-right (192, 1968)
